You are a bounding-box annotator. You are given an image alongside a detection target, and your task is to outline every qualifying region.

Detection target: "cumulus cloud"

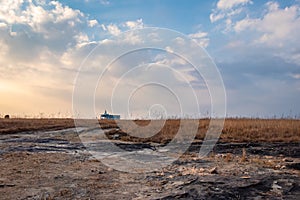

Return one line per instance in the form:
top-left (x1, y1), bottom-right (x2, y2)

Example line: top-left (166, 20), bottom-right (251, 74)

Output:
top-left (231, 2), bottom-right (300, 64)
top-left (88, 19), bottom-right (98, 27)
top-left (210, 0), bottom-right (251, 23)
top-left (188, 31), bottom-right (210, 48)
top-left (124, 18), bottom-right (144, 29)
top-left (216, 0), bottom-right (252, 10)
top-left (0, 0), bottom-right (84, 34)
top-left (233, 17), bottom-right (257, 32)
top-left (211, 1), bottom-right (300, 65)
top-left (106, 24), bottom-right (121, 36)
top-left (210, 1), bottom-right (300, 116)
top-left (0, 0), bottom-right (95, 116)
top-left (101, 19), bottom-right (144, 36)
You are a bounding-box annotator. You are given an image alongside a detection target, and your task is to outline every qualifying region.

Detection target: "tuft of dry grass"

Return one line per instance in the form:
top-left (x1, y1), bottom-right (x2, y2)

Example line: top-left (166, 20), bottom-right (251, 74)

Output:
top-left (240, 148), bottom-right (247, 163)
top-left (224, 153), bottom-right (233, 162)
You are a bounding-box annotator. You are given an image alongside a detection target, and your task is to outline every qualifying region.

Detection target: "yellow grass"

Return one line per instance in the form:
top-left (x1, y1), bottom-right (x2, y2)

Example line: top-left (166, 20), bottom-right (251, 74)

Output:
top-left (1, 118), bottom-right (300, 143)
top-left (105, 118), bottom-right (300, 143)
top-left (0, 118), bottom-right (74, 134)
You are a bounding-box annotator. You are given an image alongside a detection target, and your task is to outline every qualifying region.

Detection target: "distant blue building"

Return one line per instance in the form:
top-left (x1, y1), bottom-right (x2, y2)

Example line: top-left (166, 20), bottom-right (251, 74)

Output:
top-left (100, 110), bottom-right (120, 119)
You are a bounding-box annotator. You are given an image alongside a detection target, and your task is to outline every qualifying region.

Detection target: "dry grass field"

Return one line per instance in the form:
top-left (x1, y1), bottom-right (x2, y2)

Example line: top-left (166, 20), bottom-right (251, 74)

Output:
top-left (0, 118), bottom-right (75, 134)
top-left (1, 118), bottom-right (299, 143)
top-left (102, 118), bottom-right (300, 143)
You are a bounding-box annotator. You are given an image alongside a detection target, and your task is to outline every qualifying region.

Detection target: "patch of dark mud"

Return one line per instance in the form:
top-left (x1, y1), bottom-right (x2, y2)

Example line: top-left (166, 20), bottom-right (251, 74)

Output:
top-left (3, 137), bottom-right (69, 144)
top-left (188, 142), bottom-right (300, 158)
top-left (173, 158), bottom-right (209, 166)
top-left (152, 173), bottom-right (300, 200)
top-left (1, 136), bottom-right (85, 154)
top-left (188, 142), bottom-right (259, 154)
top-left (247, 143), bottom-right (300, 158)
top-left (114, 143), bottom-right (157, 151)
top-left (287, 163), bottom-right (300, 170)
top-left (4, 143), bottom-right (85, 153)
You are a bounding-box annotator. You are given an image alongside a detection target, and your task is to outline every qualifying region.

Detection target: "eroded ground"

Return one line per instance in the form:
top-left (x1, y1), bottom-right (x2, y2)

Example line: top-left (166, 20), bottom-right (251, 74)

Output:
top-left (1, 127), bottom-right (300, 199)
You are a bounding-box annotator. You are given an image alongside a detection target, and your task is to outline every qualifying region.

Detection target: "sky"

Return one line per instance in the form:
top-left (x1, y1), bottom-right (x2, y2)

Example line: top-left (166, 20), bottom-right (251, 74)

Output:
top-left (0, 0), bottom-right (300, 118)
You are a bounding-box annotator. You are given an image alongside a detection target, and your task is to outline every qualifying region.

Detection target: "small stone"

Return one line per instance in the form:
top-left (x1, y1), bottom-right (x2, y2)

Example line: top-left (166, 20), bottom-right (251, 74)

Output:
top-left (280, 165), bottom-right (286, 169)
top-left (265, 156), bottom-right (273, 159)
top-left (107, 168), bottom-right (113, 172)
top-left (275, 165), bottom-right (281, 169)
top-left (283, 158), bottom-right (293, 162)
top-left (112, 134), bottom-right (120, 140)
top-left (240, 176), bottom-right (251, 179)
top-left (209, 167), bottom-right (218, 174)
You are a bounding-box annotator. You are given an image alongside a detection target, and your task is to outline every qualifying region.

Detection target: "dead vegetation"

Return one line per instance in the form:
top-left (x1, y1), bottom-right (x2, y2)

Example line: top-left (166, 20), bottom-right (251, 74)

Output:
top-left (221, 118), bottom-right (300, 142)
top-left (0, 118), bottom-right (75, 134)
top-left (105, 118), bottom-right (300, 143)
top-left (1, 118), bottom-right (300, 143)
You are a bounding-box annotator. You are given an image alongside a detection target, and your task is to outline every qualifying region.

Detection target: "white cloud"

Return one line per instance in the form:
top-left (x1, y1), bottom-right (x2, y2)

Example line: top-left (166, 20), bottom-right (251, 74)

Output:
top-left (100, 23), bottom-right (107, 30)
top-left (122, 31), bottom-right (143, 44)
top-left (233, 2), bottom-right (300, 47)
top-left (289, 73), bottom-right (300, 79)
top-left (74, 33), bottom-right (90, 47)
top-left (173, 37), bottom-right (185, 45)
top-left (0, 0), bottom-right (85, 34)
top-left (266, 1), bottom-right (279, 11)
top-left (255, 5), bottom-right (300, 47)
top-left (165, 46), bottom-right (174, 53)
top-left (50, 1), bottom-right (83, 23)
top-left (124, 18), bottom-right (143, 29)
top-left (188, 31), bottom-right (210, 48)
top-left (210, 12), bottom-right (225, 23)
top-left (0, 22), bottom-right (7, 28)
top-left (102, 19), bottom-right (144, 36)
top-left (212, 1), bottom-right (300, 65)
top-left (0, 0), bottom-right (25, 24)
top-left (0, 0), bottom-right (89, 57)
top-left (210, 0), bottom-right (251, 23)
top-left (88, 19), bottom-right (98, 27)
top-left (234, 17), bottom-right (257, 32)
top-left (106, 24), bottom-right (121, 36)
top-left (211, 1), bottom-right (300, 117)
top-left (216, 0), bottom-right (252, 10)
top-left (0, 0), bottom-right (96, 116)
top-left (189, 31), bottom-right (208, 38)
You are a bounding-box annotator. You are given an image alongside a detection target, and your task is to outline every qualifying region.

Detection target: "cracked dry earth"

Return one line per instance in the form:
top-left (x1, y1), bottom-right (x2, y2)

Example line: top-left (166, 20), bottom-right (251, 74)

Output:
top-left (0, 128), bottom-right (300, 199)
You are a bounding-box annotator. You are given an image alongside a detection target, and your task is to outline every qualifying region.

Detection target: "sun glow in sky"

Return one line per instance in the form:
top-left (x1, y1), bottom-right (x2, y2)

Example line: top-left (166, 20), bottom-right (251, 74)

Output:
top-left (0, 0), bottom-right (300, 118)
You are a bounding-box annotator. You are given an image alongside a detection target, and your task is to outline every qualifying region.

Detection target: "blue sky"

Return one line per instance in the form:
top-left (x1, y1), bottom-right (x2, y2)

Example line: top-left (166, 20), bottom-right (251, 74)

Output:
top-left (0, 0), bottom-right (300, 118)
